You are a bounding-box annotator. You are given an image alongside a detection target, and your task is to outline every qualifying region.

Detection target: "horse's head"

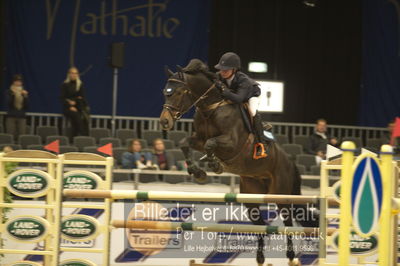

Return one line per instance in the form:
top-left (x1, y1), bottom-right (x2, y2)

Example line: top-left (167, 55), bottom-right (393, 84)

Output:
top-left (160, 60), bottom-right (216, 130)
top-left (160, 66), bottom-right (194, 130)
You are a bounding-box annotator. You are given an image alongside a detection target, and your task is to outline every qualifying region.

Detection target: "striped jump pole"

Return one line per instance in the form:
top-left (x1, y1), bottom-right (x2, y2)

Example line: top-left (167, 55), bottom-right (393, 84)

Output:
top-left (64, 189), bottom-right (320, 205)
top-left (111, 220), bottom-right (335, 237)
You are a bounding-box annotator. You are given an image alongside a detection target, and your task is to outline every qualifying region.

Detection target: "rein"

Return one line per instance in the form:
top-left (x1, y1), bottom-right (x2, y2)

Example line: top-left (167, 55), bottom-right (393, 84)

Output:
top-left (163, 77), bottom-right (216, 120)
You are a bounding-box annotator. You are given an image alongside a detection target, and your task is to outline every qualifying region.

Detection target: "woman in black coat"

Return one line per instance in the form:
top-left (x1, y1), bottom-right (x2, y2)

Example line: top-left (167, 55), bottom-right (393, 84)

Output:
top-left (60, 67), bottom-right (90, 139)
top-left (6, 74), bottom-right (29, 139)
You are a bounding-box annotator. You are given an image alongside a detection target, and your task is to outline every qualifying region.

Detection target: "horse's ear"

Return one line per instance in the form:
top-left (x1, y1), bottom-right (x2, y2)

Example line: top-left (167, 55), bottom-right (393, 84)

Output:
top-left (164, 66), bottom-right (173, 78)
top-left (176, 65), bottom-right (184, 79)
top-left (176, 65), bottom-right (183, 72)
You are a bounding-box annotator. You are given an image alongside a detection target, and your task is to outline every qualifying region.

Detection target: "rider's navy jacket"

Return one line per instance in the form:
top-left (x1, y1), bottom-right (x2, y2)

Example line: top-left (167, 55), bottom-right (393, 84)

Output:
top-left (220, 71), bottom-right (261, 103)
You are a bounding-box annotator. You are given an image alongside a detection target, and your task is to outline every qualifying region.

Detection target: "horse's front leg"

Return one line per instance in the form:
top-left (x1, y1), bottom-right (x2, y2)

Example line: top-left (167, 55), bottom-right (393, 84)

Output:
top-left (180, 135), bottom-right (208, 182)
top-left (201, 135), bottom-right (233, 174)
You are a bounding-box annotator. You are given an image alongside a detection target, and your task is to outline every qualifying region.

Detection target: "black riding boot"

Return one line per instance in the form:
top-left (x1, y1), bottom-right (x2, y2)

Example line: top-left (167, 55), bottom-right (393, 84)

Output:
top-left (253, 113), bottom-right (271, 159)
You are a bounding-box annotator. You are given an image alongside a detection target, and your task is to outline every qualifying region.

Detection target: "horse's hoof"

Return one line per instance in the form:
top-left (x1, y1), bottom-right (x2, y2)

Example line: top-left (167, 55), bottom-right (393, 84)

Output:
top-left (208, 161), bottom-right (223, 174)
top-left (193, 169), bottom-right (207, 183)
top-left (288, 258), bottom-right (301, 266)
top-left (256, 251), bottom-right (265, 265)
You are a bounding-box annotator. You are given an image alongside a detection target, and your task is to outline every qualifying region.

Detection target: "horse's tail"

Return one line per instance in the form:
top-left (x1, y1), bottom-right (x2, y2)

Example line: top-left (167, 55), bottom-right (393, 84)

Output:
top-left (292, 162), bottom-right (320, 228)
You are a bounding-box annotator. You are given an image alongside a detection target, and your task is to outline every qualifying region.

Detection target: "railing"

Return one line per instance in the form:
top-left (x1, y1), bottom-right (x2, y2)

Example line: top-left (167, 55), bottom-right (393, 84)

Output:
top-left (0, 111), bottom-right (387, 143)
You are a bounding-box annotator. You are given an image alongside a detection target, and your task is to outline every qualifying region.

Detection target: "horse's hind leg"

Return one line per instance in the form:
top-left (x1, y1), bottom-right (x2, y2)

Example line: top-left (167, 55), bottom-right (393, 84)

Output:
top-left (180, 135), bottom-right (207, 182)
top-left (244, 204), bottom-right (266, 266)
top-left (240, 177), bottom-right (270, 266)
top-left (279, 204), bottom-right (301, 266)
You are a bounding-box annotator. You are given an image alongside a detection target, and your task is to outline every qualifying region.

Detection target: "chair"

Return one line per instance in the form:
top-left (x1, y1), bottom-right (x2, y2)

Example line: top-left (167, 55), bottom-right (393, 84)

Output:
top-left (167, 149), bottom-right (186, 161)
top-left (274, 134), bottom-right (289, 145)
top-left (59, 145), bottom-right (79, 154)
top-left (99, 137), bottom-right (121, 147)
top-left (0, 144), bottom-right (21, 151)
top-left (142, 130), bottom-right (164, 145)
top-left (116, 129), bottom-right (138, 145)
top-left (296, 154), bottom-right (317, 172)
top-left (296, 164), bottom-right (306, 175)
top-left (83, 146), bottom-right (104, 156)
top-left (18, 135), bottom-right (42, 149)
top-left (281, 144), bottom-right (303, 159)
top-left (36, 126), bottom-right (59, 142)
top-left (0, 133), bottom-right (14, 144)
top-left (46, 135), bottom-right (69, 146)
top-left (167, 131), bottom-right (188, 146)
top-left (89, 128), bottom-right (111, 143)
top-left (113, 147), bottom-right (127, 166)
top-left (27, 144), bottom-right (44, 151)
top-left (161, 139), bottom-right (175, 149)
top-left (293, 135), bottom-right (310, 151)
top-left (310, 165), bottom-right (321, 175)
top-left (73, 136), bottom-right (96, 151)
top-left (366, 138), bottom-right (382, 150)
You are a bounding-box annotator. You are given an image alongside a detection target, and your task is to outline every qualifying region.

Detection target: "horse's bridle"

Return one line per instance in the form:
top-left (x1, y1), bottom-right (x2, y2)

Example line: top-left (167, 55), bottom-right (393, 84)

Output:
top-left (163, 77), bottom-right (216, 120)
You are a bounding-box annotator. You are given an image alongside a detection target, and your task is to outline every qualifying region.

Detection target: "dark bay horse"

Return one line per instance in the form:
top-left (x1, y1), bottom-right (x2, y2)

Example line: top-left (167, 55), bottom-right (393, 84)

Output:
top-left (159, 59), bottom-right (317, 265)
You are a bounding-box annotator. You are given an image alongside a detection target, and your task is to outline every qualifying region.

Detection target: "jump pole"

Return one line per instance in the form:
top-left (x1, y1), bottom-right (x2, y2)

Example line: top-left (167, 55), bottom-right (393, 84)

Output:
top-left (63, 189), bottom-right (320, 205)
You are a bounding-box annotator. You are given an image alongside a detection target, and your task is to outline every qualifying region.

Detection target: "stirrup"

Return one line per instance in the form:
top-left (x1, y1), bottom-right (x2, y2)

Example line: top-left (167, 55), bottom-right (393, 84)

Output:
top-left (253, 142), bottom-right (267, 159)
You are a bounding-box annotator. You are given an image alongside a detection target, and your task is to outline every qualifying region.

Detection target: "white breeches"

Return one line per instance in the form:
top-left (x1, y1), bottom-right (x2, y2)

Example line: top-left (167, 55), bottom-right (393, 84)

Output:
top-left (248, 96), bottom-right (260, 117)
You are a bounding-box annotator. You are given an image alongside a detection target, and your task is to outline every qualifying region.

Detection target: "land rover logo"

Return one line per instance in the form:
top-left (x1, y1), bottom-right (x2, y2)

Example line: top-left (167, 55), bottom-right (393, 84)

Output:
top-left (6, 169), bottom-right (52, 198)
top-left (60, 259), bottom-right (96, 266)
top-left (9, 261), bottom-right (42, 266)
top-left (5, 216), bottom-right (49, 243)
top-left (63, 171), bottom-right (102, 190)
top-left (61, 215), bottom-right (99, 241)
top-left (332, 231), bottom-right (378, 255)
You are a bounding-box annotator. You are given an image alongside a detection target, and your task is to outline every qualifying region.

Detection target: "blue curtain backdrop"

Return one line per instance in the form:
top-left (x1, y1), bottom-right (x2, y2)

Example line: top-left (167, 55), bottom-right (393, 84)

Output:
top-left (360, 0), bottom-right (400, 127)
top-left (3, 0), bottom-right (210, 117)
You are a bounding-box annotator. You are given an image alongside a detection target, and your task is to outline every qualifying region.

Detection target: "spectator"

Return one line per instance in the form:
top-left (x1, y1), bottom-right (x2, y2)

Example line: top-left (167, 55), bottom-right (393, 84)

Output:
top-left (6, 74), bottom-right (29, 139)
top-left (307, 119), bottom-right (338, 163)
top-left (152, 138), bottom-right (177, 170)
top-left (61, 67), bottom-right (90, 140)
top-left (121, 139), bottom-right (156, 169)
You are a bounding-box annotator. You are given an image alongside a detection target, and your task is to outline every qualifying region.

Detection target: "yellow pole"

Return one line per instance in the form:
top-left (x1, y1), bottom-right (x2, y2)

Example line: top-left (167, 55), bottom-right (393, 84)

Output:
top-left (338, 141), bottom-right (355, 265)
top-left (378, 144), bottom-right (393, 266)
top-left (45, 162), bottom-right (55, 266)
top-left (103, 156), bottom-right (113, 266)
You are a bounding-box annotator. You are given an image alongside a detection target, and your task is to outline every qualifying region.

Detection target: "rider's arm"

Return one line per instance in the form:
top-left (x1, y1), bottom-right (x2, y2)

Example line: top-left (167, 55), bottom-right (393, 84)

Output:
top-left (221, 87), bottom-right (248, 103)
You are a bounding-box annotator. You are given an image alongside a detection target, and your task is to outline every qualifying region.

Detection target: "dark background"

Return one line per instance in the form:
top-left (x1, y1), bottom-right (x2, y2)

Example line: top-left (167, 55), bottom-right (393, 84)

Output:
top-left (208, 0), bottom-right (362, 125)
top-left (1, 0), bottom-right (399, 127)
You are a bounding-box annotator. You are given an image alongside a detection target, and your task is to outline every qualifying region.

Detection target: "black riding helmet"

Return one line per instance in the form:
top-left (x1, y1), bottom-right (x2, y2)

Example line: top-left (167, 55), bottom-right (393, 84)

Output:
top-left (214, 52), bottom-right (241, 70)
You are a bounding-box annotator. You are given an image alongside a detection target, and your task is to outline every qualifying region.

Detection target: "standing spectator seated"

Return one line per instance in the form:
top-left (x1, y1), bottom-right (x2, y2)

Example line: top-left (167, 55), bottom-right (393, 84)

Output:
top-left (122, 139), bottom-right (156, 169)
top-left (152, 138), bottom-right (177, 170)
top-left (307, 119), bottom-right (339, 164)
top-left (6, 74), bottom-right (29, 140)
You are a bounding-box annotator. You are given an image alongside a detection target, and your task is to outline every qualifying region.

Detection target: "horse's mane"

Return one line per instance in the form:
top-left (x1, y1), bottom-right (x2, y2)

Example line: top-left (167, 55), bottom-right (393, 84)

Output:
top-left (183, 59), bottom-right (216, 82)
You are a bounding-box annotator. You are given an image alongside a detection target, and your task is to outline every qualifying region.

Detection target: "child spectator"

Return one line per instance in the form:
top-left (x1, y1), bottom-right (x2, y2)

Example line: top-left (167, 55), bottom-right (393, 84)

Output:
top-left (152, 138), bottom-right (177, 170)
top-left (121, 139), bottom-right (155, 169)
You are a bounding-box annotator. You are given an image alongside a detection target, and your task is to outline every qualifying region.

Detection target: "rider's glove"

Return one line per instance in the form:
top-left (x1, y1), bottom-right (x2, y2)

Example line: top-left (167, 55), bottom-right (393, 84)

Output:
top-left (215, 80), bottom-right (227, 92)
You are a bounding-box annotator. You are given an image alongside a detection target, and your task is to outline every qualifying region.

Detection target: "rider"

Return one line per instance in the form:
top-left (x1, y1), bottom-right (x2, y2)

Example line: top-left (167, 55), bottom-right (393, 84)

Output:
top-left (214, 52), bottom-right (271, 159)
